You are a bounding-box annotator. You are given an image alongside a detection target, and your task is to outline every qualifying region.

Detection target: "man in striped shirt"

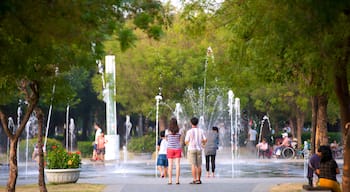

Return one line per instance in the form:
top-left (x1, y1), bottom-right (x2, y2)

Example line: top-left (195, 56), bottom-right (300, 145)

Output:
top-left (185, 117), bottom-right (207, 184)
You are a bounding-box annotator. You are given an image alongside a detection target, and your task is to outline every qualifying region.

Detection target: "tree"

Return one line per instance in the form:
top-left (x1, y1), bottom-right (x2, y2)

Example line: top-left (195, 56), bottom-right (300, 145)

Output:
top-left (214, 0), bottom-right (350, 190)
top-left (0, 0), bottom-right (166, 191)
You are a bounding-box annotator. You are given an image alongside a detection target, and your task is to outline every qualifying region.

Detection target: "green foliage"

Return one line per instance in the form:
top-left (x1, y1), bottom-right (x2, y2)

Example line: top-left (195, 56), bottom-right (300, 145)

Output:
top-left (18, 138), bottom-right (61, 160)
top-left (300, 132), bottom-right (342, 145)
top-left (127, 133), bottom-right (156, 153)
top-left (45, 144), bottom-right (81, 169)
top-left (77, 141), bottom-right (94, 158)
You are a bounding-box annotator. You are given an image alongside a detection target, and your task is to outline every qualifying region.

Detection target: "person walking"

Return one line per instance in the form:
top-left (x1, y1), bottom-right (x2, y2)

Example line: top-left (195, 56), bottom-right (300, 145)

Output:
top-left (204, 126), bottom-right (219, 177)
top-left (157, 130), bottom-right (168, 178)
top-left (166, 118), bottom-right (182, 185)
top-left (91, 122), bottom-right (102, 161)
top-left (185, 117), bottom-right (207, 184)
top-left (316, 145), bottom-right (341, 192)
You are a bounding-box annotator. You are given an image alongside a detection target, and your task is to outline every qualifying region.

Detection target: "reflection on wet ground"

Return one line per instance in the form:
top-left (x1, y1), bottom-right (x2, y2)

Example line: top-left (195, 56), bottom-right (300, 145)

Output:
top-left (0, 158), bottom-right (343, 186)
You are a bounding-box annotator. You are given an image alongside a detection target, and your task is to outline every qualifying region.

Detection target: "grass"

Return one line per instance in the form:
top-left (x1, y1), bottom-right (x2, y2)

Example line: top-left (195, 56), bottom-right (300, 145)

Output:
top-left (0, 183), bottom-right (105, 192)
top-left (270, 183), bottom-right (304, 192)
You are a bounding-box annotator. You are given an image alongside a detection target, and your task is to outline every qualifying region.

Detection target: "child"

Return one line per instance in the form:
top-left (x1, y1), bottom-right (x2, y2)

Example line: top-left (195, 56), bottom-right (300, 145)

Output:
top-left (157, 130), bottom-right (168, 178)
top-left (97, 132), bottom-right (107, 162)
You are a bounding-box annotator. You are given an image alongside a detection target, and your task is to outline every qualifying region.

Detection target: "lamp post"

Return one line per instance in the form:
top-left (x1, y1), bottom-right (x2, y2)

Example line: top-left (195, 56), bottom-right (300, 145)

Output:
top-left (155, 90), bottom-right (163, 177)
top-left (202, 47), bottom-right (214, 130)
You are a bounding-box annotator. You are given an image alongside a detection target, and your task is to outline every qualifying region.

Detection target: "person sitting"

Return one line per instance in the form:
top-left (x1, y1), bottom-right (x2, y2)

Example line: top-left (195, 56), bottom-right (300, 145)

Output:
top-left (256, 138), bottom-right (269, 158)
top-left (274, 133), bottom-right (290, 157)
top-left (316, 145), bottom-right (341, 192)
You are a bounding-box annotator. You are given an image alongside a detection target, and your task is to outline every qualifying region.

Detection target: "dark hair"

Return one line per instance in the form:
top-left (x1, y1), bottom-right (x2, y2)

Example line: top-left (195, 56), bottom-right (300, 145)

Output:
top-left (191, 117), bottom-right (199, 126)
top-left (318, 145), bottom-right (333, 162)
top-left (212, 126), bottom-right (219, 132)
top-left (160, 130), bottom-right (166, 137)
top-left (169, 118), bottom-right (179, 134)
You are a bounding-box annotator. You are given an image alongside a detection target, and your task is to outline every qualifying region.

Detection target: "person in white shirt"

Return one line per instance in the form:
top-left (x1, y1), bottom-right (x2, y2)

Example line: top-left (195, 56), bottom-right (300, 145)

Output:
top-left (91, 122), bottom-right (102, 161)
top-left (185, 117), bottom-right (207, 184)
top-left (256, 138), bottom-right (269, 158)
top-left (157, 130), bottom-right (168, 178)
top-left (247, 127), bottom-right (257, 154)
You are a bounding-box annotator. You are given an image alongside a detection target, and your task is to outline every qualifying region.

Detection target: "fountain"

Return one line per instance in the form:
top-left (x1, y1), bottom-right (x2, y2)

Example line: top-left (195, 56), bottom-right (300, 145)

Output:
top-left (69, 118), bottom-right (75, 152)
top-left (124, 115), bottom-right (132, 163)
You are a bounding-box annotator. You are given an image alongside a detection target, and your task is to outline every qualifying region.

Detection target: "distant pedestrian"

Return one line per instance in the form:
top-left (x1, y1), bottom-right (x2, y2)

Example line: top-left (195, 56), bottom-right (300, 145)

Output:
top-left (307, 148), bottom-right (321, 187)
top-left (256, 138), bottom-right (269, 158)
top-left (97, 132), bottom-right (107, 162)
top-left (185, 117), bottom-right (207, 184)
top-left (204, 126), bottom-right (219, 177)
top-left (316, 145), bottom-right (341, 192)
top-left (91, 122), bottom-right (102, 161)
top-left (157, 130), bottom-right (168, 178)
top-left (32, 144), bottom-right (39, 163)
top-left (166, 118), bottom-right (182, 185)
top-left (247, 127), bottom-right (257, 154)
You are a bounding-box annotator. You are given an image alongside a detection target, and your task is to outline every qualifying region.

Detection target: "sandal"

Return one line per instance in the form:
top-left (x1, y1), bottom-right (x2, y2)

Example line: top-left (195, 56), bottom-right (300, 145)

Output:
top-left (168, 182), bottom-right (172, 185)
top-left (196, 180), bottom-right (202, 184)
top-left (189, 181), bottom-right (196, 184)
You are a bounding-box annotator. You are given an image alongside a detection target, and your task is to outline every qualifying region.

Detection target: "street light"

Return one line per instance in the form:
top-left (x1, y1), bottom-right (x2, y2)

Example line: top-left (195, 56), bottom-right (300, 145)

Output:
top-left (155, 89), bottom-right (163, 177)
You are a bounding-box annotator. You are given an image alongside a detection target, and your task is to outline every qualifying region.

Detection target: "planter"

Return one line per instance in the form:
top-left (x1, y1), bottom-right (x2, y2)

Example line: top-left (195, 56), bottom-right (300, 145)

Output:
top-left (45, 168), bottom-right (81, 184)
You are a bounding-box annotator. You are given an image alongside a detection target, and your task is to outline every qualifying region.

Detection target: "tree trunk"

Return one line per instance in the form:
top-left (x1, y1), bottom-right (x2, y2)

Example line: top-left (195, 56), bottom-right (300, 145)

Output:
top-left (7, 139), bottom-right (19, 192)
top-left (315, 95), bottom-right (328, 147)
top-left (333, 35), bottom-right (350, 192)
top-left (296, 108), bottom-right (305, 148)
top-left (310, 96), bottom-right (317, 154)
top-left (0, 81), bottom-right (39, 192)
top-left (36, 108), bottom-right (47, 192)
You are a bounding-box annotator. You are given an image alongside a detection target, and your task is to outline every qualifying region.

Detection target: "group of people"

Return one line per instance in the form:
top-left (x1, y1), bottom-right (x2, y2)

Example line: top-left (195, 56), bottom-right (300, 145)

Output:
top-left (156, 117), bottom-right (220, 185)
top-left (91, 123), bottom-right (107, 162)
top-left (307, 145), bottom-right (341, 192)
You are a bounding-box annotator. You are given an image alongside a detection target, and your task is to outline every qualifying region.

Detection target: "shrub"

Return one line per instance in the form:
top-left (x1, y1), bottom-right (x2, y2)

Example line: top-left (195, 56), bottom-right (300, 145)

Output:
top-left (127, 133), bottom-right (156, 153)
top-left (77, 141), bottom-right (94, 158)
top-left (45, 144), bottom-right (81, 169)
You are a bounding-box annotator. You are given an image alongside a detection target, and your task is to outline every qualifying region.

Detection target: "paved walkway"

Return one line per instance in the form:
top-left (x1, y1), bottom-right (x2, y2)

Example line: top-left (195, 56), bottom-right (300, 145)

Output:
top-left (99, 177), bottom-right (305, 192)
top-left (1, 155), bottom-right (343, 192)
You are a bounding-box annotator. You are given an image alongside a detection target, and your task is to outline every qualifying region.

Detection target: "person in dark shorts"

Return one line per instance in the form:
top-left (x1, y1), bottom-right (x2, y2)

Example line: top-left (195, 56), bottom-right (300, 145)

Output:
top-left (157, 130), bottom-right (168, 178)
top-left (97, 132), bottom-right (106, 162)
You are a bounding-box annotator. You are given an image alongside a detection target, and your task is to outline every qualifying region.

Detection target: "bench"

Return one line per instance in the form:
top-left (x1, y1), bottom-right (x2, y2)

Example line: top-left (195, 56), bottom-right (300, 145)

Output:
top-left (302, 185), bottom-right (332, 192)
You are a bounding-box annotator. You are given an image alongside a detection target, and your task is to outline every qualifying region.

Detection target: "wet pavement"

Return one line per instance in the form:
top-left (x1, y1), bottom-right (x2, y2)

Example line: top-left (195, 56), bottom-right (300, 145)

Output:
top-left (0, 155), bottom-right (343, 192)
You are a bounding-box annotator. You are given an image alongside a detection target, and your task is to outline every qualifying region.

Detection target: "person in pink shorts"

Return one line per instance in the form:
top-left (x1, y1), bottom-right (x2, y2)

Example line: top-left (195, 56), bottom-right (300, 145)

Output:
top-left (166, 118), bottom-right (182, 185)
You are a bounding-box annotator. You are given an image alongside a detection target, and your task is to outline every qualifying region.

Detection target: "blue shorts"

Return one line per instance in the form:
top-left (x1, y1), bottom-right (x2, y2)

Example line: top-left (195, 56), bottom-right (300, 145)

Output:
top-left (157, 154), bottom-right (168, 167)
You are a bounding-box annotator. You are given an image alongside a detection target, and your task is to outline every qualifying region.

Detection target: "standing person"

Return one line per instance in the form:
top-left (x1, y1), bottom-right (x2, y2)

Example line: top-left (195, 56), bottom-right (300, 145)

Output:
top-left (97, 132), bottom-right (107, 162)
top-left (166, 118), bottom-right (182, 185)
top-left (316, 145), bottom-right (341, 192)
top-left (32, 144), bottom-right (39, 163)
top-left (307, 148), bottom-right (321, 187)
top-left (91, 122), bottom-right (102, 161)
top-left (247, 127), bottom-right (257, 154)
top-left (204, 126), bottom-right (219, 177)
top-left (157, 130), bottom-right (168, 178)
top-left (185, 117), bottom-right (207, 184)
top-left (256, 138), bottom-right (269, 158)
